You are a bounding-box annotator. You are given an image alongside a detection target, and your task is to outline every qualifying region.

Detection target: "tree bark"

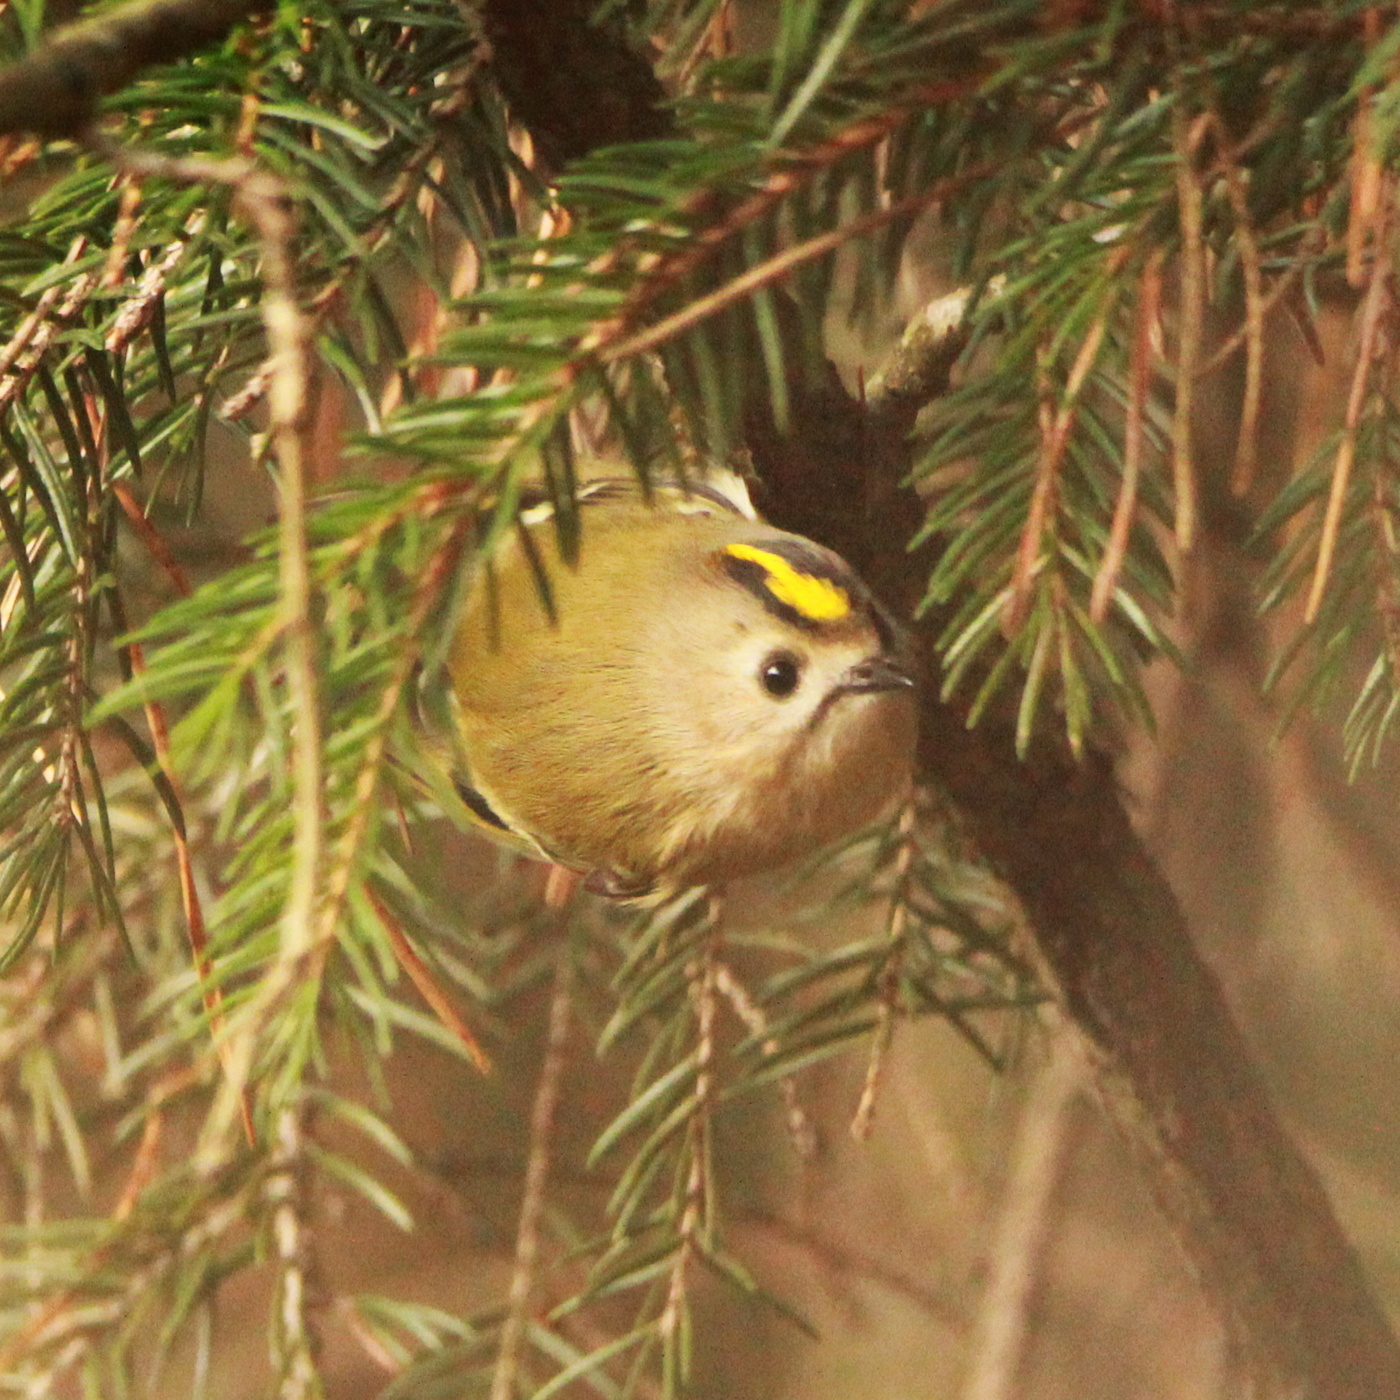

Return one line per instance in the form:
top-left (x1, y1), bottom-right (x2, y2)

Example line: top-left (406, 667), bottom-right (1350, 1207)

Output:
top-left (748, 356), bottom-right (1400, 1400)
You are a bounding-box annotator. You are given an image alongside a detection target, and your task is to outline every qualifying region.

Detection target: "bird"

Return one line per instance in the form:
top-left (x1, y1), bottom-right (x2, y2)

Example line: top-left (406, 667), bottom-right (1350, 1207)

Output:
top-left (440, 474), bottom-right (917, 898)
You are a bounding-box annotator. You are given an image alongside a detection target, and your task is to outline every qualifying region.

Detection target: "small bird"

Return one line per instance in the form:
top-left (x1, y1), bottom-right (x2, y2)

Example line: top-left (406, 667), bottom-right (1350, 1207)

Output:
top-left (444, 476), bottom-right (917, 897)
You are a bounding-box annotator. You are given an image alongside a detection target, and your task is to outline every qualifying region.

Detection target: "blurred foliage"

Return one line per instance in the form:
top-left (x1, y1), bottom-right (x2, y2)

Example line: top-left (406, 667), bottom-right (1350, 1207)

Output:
top-left (0, 0), bottom-right (1395, 1396)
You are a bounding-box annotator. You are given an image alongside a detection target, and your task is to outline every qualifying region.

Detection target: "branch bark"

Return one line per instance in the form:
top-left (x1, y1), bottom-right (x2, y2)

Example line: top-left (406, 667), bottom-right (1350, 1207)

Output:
top-left (744, 310), bottom-right (1400, 1400)
top-left (0, 0), bottom-right (270, 138)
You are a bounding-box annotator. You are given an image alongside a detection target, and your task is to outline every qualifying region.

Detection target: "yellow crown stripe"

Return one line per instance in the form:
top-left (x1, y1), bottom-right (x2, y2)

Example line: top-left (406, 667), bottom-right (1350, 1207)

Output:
top-left (724, 543), bottom-right (852, 621)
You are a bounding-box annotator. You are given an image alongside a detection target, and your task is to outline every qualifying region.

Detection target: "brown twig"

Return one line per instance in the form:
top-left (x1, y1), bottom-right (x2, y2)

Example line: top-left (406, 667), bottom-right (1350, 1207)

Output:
top-left (1004, 287), bottom-right (1116, 634)
top-left (110, 427), bottom-right (254, 1139)
top-left (1347, 11), bottom-right (1385, 291)
top-left (267, 1103), bottom-right (322, 1400)
top-left (659, 905), bottom-right (719, 1348)
top-left (490, 917), bottom-right (576, 1400)
top-left (105, 225), bottom-right (199, 354)
top-left (596, 184), bottom-right (967, 370)
top-left (101, 178), bottom-right (143, 289)
top-left (960, 1025), bottom-right (1084, 1400)
top-left (713, 961), bottom-right (816, 1158)
top-left (1211, 123), bottom-right (1267, 496)
top-left (1305, 206), bottom-right (1392, 624)
top-left (851, 799), bottom-right (917, 1140)
top-left (365, 888), bottom-right (490, 1074)
top-left (111, 482), bottom-right (192, 596)
top-left (0, 0), bottom-right (273, 138)
top-left (586, 75), bottom-right (982, 309)
top-left (112, 1105), bottom-right (164, 1222)
top-left (122, 629), bottom-right (255, 1144)
top-left (1168, 101), bottom-right (1206, 552)
top-left (1091, 250), bottom-right (1163, 624)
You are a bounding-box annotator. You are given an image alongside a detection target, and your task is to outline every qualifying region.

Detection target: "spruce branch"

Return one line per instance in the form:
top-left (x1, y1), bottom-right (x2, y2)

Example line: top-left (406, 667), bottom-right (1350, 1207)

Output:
top-left (1209, 114), bottom-right (1266, 497)
top-left (366, 887), bottom-right (490, 1075)
top-left (1090, 251), bottom-right (1161, 625)
top-left (98, 139), bottom-right (324, 1143)
top-left (1167, 99), bottom-right (1206, 553)
top-left (960, 1025), bottom-right (1085, 1400)
top-left (658, 909), bottom-right (718, 1378)
top-left (850, 797), bottom-right (916, 1142)
top-left (0, 0), bottom-right (272, 138)
top-left (268, 1102), bottom-right (324, 1400)
top-left (740, 271), bottom-right (1400, 1398)
top-left (1305, 219), bottom-right (1392, 624)
top-left (491, 910), bottom-right (576, 1400)
top-left (107, 578), bottom-right (253, 1144)
top-left (597, 184), bottom-right (968, 372)
top-left (1003, 259), bottom-right (1121, 637)
top-left (712, 960), bottom-right (815, 1160)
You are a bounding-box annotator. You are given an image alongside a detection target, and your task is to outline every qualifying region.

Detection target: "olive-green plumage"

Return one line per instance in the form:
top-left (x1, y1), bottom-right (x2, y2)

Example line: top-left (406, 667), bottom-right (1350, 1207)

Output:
top-left (447, 482), bottom-right (916, 895)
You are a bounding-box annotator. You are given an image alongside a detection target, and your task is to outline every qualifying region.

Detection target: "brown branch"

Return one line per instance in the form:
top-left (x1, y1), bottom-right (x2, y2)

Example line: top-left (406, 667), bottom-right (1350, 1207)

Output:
top-left (490, 919), bottom-right (576, 1400)
top-left (112, 482), bottom-right (192, 596)
top-left (714, 960), bottom-right (816, 1158)
top-left (1091, 250), bottom-right (1163, 624)
top-left (1347, 10), bottom-right (1385, 291)
top-left (1003, 297), bottom-right (1115, 634)
top-left (96, 140), bottom-right (324, 1148)
top-left (749, 321), bottom-right (1400, 1400)
top-left (597, 186), bottom-right (958, 370)
top-left (0, 0), bottom-right (272, 138)
top-left (660, 910), bottom-right (719, 1346)
top-left (1212, 126), bottom-right (1267, 497)
top-left (1305, 218), bottom-right (1392, 624)
top-left (960, 1026), bottom-right (1084, 1400)
top-left (851, 798), bottom-right (916, 1141)
top-left (1168, 100), bottom-right (1206, 552)
top-left (365, 888), bottom-right (490, 1075)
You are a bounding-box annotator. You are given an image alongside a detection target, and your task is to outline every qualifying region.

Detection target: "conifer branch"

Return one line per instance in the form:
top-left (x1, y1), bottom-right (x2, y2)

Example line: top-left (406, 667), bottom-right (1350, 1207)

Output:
top-left (1211, 119), bottom-right (1266, 497)
top-left (1004, 279), bottom-right (1118, 635)
top-left (1306, 225), bottom-right (1391, 624)
top-left (491, 922), bottom-right (576, 1400)
top-left (851, 798), bottom-right (916, 1141)
top-left (0, 0), bottom-right (271, 137)
top-left (268, 1103), bottom-right (323, 1400)
top-left (1168, 100), bottom-right (1205, 552)
top-left (367, 887), bottom-right (490, 1074)
top-left (99, 140), bottom-right (324, 1139)
top-left (753, 295), bottom-right (1400, 1400)
top-left (713, 961), bottom-right (815, 1159)
top-left (960, 1026), bottom-right (1084, 1400)
top-left (659, 916), bottom-right (718, 1357)
top-left (1090, 251), bottom-right (1162, 625)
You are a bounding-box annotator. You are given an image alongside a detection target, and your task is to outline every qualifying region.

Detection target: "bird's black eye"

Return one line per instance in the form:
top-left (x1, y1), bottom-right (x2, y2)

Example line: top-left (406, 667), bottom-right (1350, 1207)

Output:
top-left (759, 650), bottom-right (803, 699)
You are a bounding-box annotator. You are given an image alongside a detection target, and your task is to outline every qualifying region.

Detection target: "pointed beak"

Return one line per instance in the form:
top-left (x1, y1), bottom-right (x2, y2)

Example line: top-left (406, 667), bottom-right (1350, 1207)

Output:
top-left (839, 655), bottom-right (916, 696)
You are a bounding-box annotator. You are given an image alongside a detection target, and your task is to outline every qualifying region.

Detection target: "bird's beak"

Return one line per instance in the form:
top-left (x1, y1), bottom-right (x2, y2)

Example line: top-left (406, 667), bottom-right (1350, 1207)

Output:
top-left (839, 655), bottom-right (916, 695)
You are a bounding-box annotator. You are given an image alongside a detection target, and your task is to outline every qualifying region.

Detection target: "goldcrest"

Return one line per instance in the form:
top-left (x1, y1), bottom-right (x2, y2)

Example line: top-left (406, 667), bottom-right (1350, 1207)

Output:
top-left (445, 476), bottom-right (917, 897)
